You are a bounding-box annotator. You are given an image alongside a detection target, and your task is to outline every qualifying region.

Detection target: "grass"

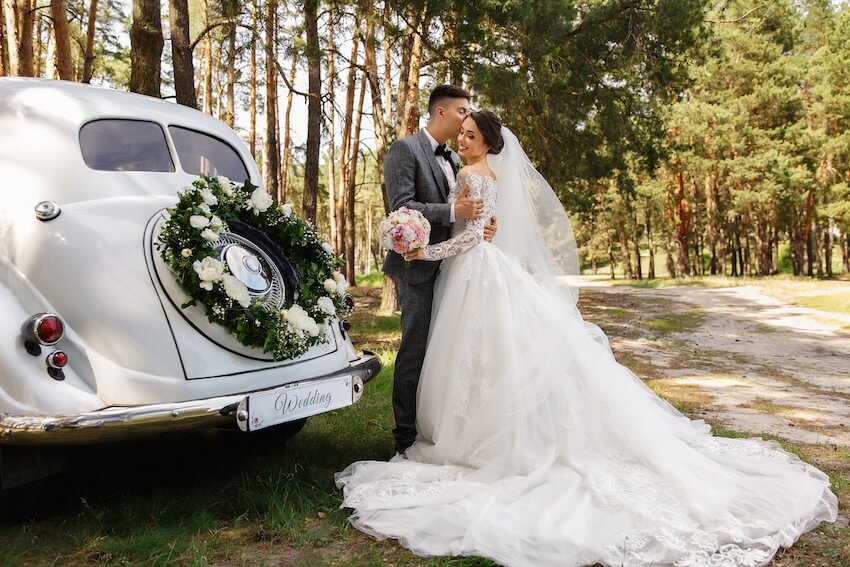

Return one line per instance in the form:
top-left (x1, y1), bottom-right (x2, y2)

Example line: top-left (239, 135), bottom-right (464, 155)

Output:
top-left (644, 308), bottom-right (706, 334)
top-left (0, 285), bottom-right (846, 566)
top-left (793, 291), bottom-right (850, 317)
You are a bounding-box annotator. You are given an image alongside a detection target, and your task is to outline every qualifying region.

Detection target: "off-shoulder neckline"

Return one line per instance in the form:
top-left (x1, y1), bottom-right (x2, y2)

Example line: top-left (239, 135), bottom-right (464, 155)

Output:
top-left (458, 169), bottom-right (497, 182)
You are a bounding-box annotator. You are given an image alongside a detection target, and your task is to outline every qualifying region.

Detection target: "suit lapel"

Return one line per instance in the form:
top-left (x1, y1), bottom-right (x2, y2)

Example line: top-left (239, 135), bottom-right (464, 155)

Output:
top-left (417, 130), bottom-right (449, 200)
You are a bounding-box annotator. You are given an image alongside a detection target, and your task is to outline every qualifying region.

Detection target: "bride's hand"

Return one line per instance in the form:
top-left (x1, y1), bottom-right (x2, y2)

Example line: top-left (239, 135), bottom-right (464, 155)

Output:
top-left (404, 249), bottom-right (425, 261)
top-left (455, 186), bottom-right (484, 220)
top-left (483, 215), bottom-right (498, 242)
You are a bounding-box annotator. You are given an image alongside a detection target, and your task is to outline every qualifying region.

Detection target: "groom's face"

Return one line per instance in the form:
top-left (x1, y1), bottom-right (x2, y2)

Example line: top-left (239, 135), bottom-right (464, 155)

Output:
top-left (439, 97), bottom-right (470, 137)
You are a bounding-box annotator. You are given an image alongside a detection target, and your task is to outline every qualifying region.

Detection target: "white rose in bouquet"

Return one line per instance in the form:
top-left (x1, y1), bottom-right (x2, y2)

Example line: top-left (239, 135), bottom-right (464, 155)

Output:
top-left (221, 273), bottom-right (252, 308)
top-left (247, 187), bottom-right (273, 215)
top-left (193, 256), bottom-right (225, 291)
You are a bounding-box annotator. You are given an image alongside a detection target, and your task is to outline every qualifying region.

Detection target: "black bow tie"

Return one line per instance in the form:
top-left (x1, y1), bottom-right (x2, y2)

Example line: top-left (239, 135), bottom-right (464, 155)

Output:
top-left (434, 144), bottom-right (451, 160)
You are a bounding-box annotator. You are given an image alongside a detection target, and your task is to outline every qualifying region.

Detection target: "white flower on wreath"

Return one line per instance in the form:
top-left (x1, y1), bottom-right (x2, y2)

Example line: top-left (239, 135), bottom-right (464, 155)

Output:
top-left (279, 203), bottom-right (293, 217)
top-left (218, 176), bottom-right (236, 198)
top-left (246, 187), bottom-right (273, 215)
top-left (209, 215), bottom-right (224, 232)
top-left (198, 203), bottom-right (212, 216)
top-left (333, 271), bottom-right (347, 295)
top-left (221, 273), bottom-right (251, 308)
top-left (190, 215), bottom-right (210, 229)
top-left (317, 296), bottom-right (336, 316)
top-left (280, 304), bottom-right (319, 337)
top-left (181, 248), bottom-right (193, 258)
top-left (321, 242), bottom-right (334, 255)
top-left (323, 278), bottom-right (337, 294)
top-left (193, 256), bottom-right (225, 291)
top-left (200, 188), bottom-right (218, 206)
top-left (201, 228), bottom-right (219, 242)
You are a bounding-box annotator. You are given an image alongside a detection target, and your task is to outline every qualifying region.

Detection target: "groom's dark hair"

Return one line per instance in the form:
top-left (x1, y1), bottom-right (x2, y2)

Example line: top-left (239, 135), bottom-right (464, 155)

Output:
top-left (428, 85), bottom-right (470, 116)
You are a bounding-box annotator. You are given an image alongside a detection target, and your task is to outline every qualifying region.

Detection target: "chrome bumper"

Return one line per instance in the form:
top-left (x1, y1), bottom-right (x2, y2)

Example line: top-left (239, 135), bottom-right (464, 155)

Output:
top-left (0, 352), bottom-right (381, 446)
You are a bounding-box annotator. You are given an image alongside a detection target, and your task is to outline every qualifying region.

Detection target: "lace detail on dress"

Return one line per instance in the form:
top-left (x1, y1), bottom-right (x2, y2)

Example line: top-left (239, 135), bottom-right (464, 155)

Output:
top-left (423, 171), bottom-right (497, 261)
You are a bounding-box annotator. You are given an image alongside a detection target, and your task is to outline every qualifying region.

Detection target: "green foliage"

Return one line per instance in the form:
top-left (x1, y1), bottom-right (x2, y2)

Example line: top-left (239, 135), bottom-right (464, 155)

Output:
top-left (157, 175), bottom-right (350, 360)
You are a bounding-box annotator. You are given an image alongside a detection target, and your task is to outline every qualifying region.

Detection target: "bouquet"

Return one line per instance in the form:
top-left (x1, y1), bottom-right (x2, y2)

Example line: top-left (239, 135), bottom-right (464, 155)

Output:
top-left (379, 207), bottom-right (431, 259)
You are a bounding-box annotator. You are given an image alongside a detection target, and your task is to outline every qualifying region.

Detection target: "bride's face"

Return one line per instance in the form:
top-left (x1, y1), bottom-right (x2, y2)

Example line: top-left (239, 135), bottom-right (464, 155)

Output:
top-left (457, 118), bottom-right (488, 159)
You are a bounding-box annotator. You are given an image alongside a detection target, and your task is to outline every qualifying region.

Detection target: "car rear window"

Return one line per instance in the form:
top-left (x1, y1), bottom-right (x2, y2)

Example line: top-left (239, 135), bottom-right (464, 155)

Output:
top-left (168, 126), bottom-right (249, 182)
top-left (79, 119), bottom-right (174, 172)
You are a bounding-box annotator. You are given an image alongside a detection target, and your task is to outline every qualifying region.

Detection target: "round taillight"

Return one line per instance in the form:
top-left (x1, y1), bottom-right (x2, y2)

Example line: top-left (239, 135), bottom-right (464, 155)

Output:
top-left (36, 315), bottom-right (64, 345)
top-left (341, 319), bottom-right (352, 332)
top-left (47, 350), bottom-right (68, 369)
top-left (343, 294), bottom-right (355, 310)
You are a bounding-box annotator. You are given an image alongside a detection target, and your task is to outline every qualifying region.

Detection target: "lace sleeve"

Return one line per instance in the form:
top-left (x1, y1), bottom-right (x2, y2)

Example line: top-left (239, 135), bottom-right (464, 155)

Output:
top-left (422, 172), bottom-right (488, 261)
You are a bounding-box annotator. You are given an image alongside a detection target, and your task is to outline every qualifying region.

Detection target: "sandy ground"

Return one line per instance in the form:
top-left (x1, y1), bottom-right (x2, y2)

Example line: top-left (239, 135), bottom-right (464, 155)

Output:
top-left (582, 282), bottom-right (850, 446)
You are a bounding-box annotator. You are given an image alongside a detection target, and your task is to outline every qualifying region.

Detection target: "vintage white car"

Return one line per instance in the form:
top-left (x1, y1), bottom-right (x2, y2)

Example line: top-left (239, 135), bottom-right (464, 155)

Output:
top-left (0, 78), bottom-right (379, 489)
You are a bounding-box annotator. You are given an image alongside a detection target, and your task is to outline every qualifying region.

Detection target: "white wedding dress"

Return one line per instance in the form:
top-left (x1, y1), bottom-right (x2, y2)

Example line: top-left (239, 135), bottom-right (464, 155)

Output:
top-left (336, 135), bottom-right (837, 567)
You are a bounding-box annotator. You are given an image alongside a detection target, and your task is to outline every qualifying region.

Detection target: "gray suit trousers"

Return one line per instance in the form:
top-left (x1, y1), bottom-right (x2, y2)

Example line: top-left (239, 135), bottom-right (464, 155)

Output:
top-left (392, 270), bottom-right (438, 452)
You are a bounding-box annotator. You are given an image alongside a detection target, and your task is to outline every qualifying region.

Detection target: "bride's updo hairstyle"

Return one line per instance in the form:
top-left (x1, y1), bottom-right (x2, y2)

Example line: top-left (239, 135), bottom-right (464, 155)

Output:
top-left (468, 110), bottom-right (504, 155)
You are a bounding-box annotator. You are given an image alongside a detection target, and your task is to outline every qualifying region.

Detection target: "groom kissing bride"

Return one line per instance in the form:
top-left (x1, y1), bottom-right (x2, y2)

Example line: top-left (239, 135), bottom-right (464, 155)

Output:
top-left (336, 86), bottom-right (837, 567)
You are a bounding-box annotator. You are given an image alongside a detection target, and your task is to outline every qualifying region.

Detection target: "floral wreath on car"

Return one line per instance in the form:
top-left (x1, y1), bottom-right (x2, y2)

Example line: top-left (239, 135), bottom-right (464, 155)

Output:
top-left (157, 175), bottom-right (350, 361)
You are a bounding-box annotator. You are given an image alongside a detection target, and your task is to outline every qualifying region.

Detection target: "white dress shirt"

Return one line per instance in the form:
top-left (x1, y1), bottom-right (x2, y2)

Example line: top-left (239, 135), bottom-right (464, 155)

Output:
top-left (422, 128), bottom-right (457, 223)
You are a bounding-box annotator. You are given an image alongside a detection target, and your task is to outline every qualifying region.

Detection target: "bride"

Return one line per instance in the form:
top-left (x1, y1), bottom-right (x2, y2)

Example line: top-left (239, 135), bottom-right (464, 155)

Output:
top-left (335, 111), bottom-right (838, 567)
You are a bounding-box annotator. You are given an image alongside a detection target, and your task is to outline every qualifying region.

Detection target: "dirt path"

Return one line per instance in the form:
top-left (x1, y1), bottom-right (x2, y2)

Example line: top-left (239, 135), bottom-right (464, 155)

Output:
top-left (581, 283), bottom-right (850, 446)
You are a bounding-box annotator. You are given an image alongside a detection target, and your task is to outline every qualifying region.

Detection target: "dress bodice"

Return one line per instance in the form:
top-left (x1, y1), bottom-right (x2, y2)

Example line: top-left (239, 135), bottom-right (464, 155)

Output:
top-left (424, 170), bottom-right (497, 261)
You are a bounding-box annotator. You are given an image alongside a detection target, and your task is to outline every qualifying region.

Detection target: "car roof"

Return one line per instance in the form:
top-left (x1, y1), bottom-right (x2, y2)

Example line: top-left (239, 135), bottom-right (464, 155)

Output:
top-left (0, 78), bottom-right (238, 141)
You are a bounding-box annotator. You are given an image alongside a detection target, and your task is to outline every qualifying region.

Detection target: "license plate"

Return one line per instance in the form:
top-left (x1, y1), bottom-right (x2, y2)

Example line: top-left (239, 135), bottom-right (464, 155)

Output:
top-left (240, 375), bottom-right (354, 432)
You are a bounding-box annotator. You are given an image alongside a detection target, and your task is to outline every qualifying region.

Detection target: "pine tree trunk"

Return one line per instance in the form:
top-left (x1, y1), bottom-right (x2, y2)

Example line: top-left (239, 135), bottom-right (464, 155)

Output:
top-left (224, 22), bottom-right (236, 125)
top-left (336, 30), bottom-right (360, 253)
top-left (302, 0), bottom-right (320, 221)
top-left (326, 14), bottom-right (337, 250)
top-left (402, 10), bottom-right (427, 135)
top-left (607, 242), bottom-right (616, 280)
top-left (0, 0), bottom-right (7, 76)
top-left (201, 0), bottom-right (212, 113)
top-left (248, 0), bottom-right (257, 156)
top-left (280, 56), bottom-right (296, 202)
top-left (263, 0), bottom-right (279, 201)
top-left (345, 72), bottom-right (366, 284)
top-left (645, 205), bottom-right (655, 279)
top-left (15, 0), bottom-right (34, 76)
top-left (842, 234), bottom-right (849, 274)
top-left (673, 169), bottom-right (690, 276)
top-left (50, 0), bottom-right (72, 79)
top-left (632, 207), bottom-right (642, 280)
top-left (81, 0), bottom-right (98, 82)
top-left (169, 0), bottom-right (195, 108)
top-left (3, 0), bottom-right (18, 75)
top-left (129, 0), bottom-right (163, 97)
top-left (32, 6), bottom-right (40, 76)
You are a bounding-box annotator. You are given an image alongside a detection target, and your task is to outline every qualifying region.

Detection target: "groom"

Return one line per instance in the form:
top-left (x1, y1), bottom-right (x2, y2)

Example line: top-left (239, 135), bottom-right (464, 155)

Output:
top-left (383, 85), bottom-right (496, 455)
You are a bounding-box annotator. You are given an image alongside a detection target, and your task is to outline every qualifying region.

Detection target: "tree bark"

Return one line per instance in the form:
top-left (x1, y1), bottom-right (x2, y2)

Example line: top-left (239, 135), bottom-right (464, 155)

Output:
top-left (326, 10), bottom-right (337, 250)
top-left (50, 0), bottom-right (72, 80)
top-left (81, 0), bottom-right (98, 83)
top-left (345, 71), bottom-right (366, 283)
top-left (129, 0), bottom-right (163, 97)
top-left (0, 0), bottom-right (7, 76)
top-left (201, 0), bottom-right (212, 113)
top-left (632, 207), bottom-right (642, 280)
top-left (248, 0), bottom-right (257, 156)
top-left (672, 169), bottom-right (691, 276)
top-left (280, 56), bottom-right (296, 202)
top-left (402, 9), bottom-right (428, 135)
top-left (302, 0), bottom-right (320, 221)
top-left (336, 28), bottom-right (360, 252)
top-left (32, 4), bottom-right (40, 77)
top-left (645, 204), bottom-right (655, 279)
top-left (15, 0), bottom-right (34, 77)
top-left (224, 21), bottom-right (236, 124)
top-left (3, 0), bottom-right (18, 75)
top-left (169, 0), bottom-right (195, 107)
top-left (263, 0), bottom-right (279, 201)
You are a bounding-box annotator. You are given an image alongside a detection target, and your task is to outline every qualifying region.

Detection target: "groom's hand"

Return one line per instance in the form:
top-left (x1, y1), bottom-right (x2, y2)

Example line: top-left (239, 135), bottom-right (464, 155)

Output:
top-left (455, 186), bottom-right (484, 220)
top-left (483, 215), bottom-right (497, 242)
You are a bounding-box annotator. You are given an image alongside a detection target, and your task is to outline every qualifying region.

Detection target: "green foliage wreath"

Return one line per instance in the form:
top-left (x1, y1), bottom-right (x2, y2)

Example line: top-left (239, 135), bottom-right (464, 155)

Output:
top-left (157, 175), bottom-right (350, 360)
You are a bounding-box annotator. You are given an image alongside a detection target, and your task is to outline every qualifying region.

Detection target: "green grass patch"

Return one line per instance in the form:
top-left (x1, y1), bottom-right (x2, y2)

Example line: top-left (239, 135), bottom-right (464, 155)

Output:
top-left (793, 291), bottom-right (850, 316)
top-left (353, 271), bottom-right (385, 288)
top-left (645, 308), bottom-right (706, 334)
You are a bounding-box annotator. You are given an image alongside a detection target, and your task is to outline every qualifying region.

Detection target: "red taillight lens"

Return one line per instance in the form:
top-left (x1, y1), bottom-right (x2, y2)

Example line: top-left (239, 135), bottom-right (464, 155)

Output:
top-left (36, 315), bottom-right (64, 345)
top-left (47, 350), bottom-right (68, 368)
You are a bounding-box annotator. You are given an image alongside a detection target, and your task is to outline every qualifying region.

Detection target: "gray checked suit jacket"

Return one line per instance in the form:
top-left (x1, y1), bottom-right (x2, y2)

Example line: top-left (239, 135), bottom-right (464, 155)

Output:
top-left (382, 129), bottom-right (461, 284)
